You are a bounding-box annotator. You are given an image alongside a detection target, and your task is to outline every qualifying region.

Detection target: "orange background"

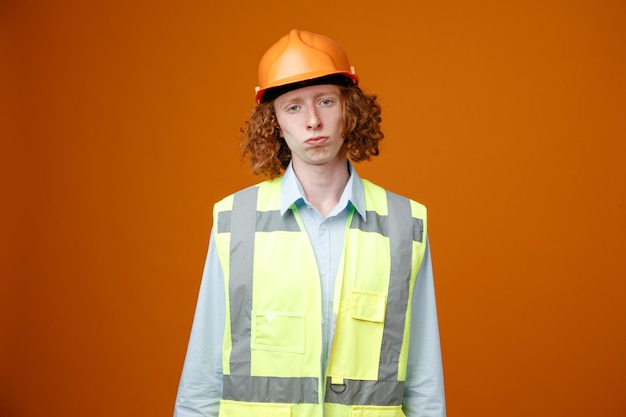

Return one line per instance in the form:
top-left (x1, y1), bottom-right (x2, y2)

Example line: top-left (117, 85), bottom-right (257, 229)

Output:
top-left (2, 0), bottom-right (625, 416)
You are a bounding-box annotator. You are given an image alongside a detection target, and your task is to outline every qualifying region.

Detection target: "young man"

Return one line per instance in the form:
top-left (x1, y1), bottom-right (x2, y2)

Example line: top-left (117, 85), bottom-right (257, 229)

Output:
top-left (174, 29), bottom-right (446, 417)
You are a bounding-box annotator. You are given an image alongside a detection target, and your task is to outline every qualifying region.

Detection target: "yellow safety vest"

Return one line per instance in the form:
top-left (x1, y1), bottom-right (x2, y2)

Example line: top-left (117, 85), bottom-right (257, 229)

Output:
top-left (213, 177), bottom-right (427, 417)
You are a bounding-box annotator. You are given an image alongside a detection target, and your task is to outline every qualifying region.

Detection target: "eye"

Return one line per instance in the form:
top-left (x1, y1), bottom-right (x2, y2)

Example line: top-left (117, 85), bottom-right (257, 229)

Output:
top-left (320, 98), bottom-right (333, 106)
top-left (286, 104), bottom-right (300, 112)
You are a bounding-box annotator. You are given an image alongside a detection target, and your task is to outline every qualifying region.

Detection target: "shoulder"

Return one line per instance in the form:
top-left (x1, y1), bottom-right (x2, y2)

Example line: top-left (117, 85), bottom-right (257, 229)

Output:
top-left (213, 177), bottom-right (283, 214)
top-left (360, 178), bottom-right (427, 211)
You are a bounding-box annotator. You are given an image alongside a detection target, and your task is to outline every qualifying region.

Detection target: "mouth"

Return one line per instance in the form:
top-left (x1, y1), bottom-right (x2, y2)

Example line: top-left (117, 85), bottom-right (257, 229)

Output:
top-left (305, 136), bottom-right (329, 146)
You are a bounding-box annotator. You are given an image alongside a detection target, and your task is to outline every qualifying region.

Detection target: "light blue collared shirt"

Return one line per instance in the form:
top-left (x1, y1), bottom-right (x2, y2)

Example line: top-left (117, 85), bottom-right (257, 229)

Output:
top-left (174, 162), bottom-right (446, 417)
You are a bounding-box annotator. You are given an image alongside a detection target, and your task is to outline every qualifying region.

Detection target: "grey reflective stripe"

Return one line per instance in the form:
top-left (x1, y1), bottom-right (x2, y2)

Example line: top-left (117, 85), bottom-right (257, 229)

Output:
top-left (342, 190), bottom-right (420, 396)
top-left (257, 210), bottom-right (300, 232)
top-left (324, 378), bottom-right (405, 406)
top-left (379, 191), bottom-right (414, 380)
top-left (221, 186), bottom-right (314, 403)
top-left (218, 209), bottom-right (300, 233)
top-left (412, 217), bottom-right (424, 243)
top-left (217, 210), bottom-right (231, 233)
top-left (227, 186), bottom-right (258, 375)
top-left (223, 375), bottom-right (318, 404)
top-left (349, 208), bottom-right (423, 243)
top-left (349, 210), bottom-right (388, 235)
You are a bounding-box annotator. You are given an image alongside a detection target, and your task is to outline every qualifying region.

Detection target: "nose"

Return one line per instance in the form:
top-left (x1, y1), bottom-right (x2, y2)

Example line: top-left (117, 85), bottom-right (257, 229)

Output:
top-left (307, 107), bottom-right (321, 130)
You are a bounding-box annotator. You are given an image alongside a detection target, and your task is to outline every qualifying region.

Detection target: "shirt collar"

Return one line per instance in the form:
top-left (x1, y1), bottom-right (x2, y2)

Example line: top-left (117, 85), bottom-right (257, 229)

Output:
top-left (280, 161), bottom-right (366, 220)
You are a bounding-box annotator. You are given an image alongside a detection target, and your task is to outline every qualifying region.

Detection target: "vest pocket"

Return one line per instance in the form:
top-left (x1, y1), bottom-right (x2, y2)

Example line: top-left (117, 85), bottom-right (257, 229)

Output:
top-left (348, 405), bottom-right (405, 417)
top-left (219, 399), bottom-right (292, 417)
top-left (251, 310), bottom-right (305, 353)
top-left (350, 291), bottom-right (386, 322)
top-left (328, 291), bottom-right (387, 380)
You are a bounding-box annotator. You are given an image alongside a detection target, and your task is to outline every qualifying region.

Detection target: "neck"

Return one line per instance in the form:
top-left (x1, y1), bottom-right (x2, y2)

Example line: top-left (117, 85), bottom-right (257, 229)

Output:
top-left (292, 158), bottom-right (350, 218)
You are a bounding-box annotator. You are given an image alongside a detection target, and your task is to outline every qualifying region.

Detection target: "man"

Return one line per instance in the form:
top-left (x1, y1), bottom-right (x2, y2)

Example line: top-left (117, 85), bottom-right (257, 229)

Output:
top-left (174, 29), bottom-right (446, 417)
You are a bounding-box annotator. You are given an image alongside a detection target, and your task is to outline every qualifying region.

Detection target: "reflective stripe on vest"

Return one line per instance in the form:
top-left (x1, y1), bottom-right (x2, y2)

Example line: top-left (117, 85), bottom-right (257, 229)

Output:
top-left (214, 179), bottom-right (426, 409)
top-left (350, 193), bottom-right (423, 382)
top-left (325, 189), bottom-right (423, 406)
top-left (218, 186), bottom-right (319, 404)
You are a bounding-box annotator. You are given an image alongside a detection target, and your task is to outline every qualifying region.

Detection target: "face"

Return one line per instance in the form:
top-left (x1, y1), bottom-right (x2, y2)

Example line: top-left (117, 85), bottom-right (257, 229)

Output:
top-left (274, 84), bottom-right (345, 169)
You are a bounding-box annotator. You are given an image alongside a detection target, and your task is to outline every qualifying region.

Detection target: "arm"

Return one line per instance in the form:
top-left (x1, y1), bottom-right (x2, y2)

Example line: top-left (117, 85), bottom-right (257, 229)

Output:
top-left (402, 238), bottom-right (447, 417)
top-left (174, 230), bottom-right (224, 417)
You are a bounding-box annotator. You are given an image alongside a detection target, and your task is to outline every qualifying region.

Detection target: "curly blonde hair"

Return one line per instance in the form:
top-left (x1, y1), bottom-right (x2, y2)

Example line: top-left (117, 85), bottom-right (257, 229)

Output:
top-left (240, 85), bottom-right (383, 178)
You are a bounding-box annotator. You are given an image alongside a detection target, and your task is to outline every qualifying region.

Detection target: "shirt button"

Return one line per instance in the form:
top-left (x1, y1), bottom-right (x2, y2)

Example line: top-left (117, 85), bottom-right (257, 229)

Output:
top-left (321, 318), bottom-right (326, 324)
top-left (320, 269), bottom-right (327, 276)
top-left (321, 224), bottom-right (327, 231)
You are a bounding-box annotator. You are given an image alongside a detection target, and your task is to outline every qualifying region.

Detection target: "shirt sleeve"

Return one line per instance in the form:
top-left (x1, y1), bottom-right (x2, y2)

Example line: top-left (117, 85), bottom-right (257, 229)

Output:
top-left (402, 237), bottom-right (447, 417)
top-left (174, 229), bottom-right (224, 417)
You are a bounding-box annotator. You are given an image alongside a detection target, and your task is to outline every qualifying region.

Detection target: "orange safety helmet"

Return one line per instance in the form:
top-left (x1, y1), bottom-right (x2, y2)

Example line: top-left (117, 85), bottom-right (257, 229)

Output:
top-left (255, 29), bottom-right (359, 103)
